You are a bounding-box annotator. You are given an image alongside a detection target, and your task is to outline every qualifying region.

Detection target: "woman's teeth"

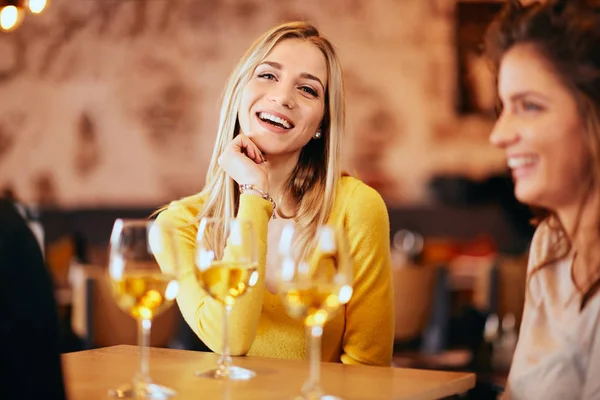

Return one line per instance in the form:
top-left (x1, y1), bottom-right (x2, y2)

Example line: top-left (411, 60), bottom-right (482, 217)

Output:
top-left (508, 156), bottom-right (537, 169)
top-left (258, 112), bottom-right (292, 129)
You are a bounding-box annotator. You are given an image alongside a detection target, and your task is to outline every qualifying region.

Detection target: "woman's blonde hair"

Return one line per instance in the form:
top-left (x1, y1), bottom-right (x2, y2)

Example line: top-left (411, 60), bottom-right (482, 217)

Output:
top-left (179, 21), bottom-right (345, 258)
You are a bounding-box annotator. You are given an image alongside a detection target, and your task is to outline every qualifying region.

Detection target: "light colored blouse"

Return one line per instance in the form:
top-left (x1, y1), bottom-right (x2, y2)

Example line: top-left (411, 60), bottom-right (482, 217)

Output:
top-left (505, 221), bottom-right (600, 400)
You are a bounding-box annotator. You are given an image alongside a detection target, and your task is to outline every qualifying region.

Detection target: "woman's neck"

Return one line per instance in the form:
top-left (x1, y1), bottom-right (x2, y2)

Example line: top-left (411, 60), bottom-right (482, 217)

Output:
top-left (264, 151), bottom-right (301, 216)
top-left (557, 190), bottom-right (600, 290)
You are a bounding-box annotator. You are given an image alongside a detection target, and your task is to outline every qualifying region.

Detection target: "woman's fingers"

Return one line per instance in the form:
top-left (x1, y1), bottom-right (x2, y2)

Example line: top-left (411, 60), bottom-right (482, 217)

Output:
top-left (234, 134), bottom-right (265, 164)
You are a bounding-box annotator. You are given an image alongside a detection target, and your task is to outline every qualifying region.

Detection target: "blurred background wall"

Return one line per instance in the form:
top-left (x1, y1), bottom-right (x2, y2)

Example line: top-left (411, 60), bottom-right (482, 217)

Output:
top-left (0, 0), bottom-right (506, 209)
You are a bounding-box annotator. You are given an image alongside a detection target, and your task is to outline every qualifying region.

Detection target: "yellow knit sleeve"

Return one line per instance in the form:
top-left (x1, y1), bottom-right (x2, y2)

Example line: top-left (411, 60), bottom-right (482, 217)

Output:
top-left (339, 183), bottom-right (394, 366)
top-left (154, 193), bottom-right (272, 356)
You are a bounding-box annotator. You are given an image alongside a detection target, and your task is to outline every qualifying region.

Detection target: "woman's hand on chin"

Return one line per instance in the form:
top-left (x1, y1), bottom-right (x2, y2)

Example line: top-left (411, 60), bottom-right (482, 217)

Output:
top-left (218, 133), bottom-right (269, 193)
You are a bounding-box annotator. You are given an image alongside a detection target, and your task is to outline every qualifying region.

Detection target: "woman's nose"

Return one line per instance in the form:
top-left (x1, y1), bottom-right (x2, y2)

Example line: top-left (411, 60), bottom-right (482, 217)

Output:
top-left (267, 83), bottom-right (295, 109)
top-left (490, 113), bottom-right (519, 148)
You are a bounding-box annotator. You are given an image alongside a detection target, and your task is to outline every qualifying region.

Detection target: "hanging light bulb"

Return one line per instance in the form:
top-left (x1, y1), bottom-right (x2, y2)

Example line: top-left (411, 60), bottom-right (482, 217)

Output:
top-left (0, 5), bottom-right (25, 32)
top-left (27, 0), bottom-right (46, 14)
top-left (0, 0), bottom-right (48, 32)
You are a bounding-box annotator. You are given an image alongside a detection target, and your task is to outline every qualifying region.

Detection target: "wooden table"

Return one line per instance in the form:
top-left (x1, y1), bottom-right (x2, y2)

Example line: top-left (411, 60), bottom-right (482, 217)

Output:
top-left (62, 345), bottom-right (475, 400)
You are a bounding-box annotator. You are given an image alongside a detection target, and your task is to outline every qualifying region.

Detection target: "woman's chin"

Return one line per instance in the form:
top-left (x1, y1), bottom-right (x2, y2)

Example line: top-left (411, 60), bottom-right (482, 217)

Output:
top-left (514, 188), bottom-right (546, 210)
top-left (249, 139), bottom-right (283, 156)
top-left (259, 148), bottom-right (284, 157)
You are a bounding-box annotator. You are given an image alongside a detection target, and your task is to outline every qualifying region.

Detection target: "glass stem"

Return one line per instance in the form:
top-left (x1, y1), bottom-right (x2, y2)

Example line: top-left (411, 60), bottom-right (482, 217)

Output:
top-left (218, 304), bottom-right (233, 376)
top-left (135, 318), bottom-right (152, 387)
top-left (303, 324), bottom-right (324, 398)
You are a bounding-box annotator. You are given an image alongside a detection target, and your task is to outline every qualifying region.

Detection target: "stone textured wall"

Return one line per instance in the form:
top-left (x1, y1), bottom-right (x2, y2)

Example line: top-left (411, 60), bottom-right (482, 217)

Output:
top-left (0, 0), bottom-right (505, 208)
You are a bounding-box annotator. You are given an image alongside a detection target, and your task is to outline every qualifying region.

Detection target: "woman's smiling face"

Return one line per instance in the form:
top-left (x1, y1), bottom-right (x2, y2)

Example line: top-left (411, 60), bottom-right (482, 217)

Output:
top-left (237, 38), bottom-right (328, 158)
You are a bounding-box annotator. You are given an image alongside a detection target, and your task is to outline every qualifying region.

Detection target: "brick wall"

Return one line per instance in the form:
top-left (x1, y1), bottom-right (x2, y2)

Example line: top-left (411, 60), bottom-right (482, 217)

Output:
top-left (0, 0), bottom-right (505, 208)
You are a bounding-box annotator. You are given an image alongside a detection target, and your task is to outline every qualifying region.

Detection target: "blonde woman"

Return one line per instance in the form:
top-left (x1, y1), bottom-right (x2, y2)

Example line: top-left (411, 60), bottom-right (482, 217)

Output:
top-left (155, 22), bottom-right (394, 367)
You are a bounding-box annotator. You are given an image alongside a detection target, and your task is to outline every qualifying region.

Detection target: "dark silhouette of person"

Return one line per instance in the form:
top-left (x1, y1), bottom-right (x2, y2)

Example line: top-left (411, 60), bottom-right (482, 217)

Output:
top-left (0, 198), bottom-right (67, 400)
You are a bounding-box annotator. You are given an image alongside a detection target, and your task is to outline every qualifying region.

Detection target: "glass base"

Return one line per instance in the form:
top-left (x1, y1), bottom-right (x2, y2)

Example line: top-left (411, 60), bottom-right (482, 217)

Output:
top-left (195, 365), bottom-right (256, 380)
top-left (108, 382), bottom-right (177, 399)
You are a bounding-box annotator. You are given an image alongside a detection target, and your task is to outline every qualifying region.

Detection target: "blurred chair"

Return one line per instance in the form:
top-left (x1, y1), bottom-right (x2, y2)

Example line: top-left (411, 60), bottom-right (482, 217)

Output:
top-left (468, 254), bottom-right (527, 397)
top-left (392, 264), bottom-right (436, 343)
top-left (472, 254), bottom-right (527, 327)
top-left (70, 263), bottom-right (179, 349)
top-left (497, 255), bottom-right (527, 329)
top-left (392, 265), bottom-right (472, 369)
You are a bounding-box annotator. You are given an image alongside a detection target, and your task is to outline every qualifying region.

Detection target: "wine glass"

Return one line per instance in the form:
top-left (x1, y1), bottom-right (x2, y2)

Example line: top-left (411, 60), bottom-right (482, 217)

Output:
top-left (277, 224), bottom-right (353, 400)
top-left (194, 217), bottom-right (259, 380)
top-left (107, 218), bottom-right (180, 398)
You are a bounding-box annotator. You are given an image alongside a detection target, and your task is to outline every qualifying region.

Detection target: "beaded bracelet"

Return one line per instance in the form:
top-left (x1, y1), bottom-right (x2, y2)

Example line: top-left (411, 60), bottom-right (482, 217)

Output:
top-left (239, 184), bottom-right (277, 219)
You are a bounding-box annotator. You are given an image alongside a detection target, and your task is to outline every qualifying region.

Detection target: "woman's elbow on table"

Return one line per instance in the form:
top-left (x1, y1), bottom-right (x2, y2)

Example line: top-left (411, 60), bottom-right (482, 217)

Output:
top-left (191, 305), bottom-right (257, 357)
top-left (200, 334), bottom-right (254, 357)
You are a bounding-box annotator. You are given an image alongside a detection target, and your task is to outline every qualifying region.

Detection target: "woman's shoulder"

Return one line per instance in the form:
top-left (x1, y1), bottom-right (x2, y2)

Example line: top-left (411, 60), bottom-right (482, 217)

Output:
top-left (156, 192), bottom-right (207, 225)
top-left (338, 175), bottom-right (385, 203)
top-left (336, 175), bottom-right (388, 219)
top-left (528, 218), bottom-right (559, 271)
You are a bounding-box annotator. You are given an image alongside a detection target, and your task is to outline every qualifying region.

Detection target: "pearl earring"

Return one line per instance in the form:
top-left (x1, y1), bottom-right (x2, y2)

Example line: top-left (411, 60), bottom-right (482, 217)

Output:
top-left (314, 131), bottom-right (322, 139)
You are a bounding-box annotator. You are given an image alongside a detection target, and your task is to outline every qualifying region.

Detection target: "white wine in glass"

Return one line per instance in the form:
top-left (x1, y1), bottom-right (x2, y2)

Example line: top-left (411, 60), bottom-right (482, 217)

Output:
top-left (107, 218), bottom-right (180, 399)
top-left (194, 217), bottom-right (259, 380)
top-left (277, 224), bottom-right (353, 400)
top-left (195, 260), bottom-right (258, 305)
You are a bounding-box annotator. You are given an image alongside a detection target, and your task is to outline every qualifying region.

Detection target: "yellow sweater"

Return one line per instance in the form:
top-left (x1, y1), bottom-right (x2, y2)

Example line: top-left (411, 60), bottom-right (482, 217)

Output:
top-left (155, 176), bottom-right (394, 366)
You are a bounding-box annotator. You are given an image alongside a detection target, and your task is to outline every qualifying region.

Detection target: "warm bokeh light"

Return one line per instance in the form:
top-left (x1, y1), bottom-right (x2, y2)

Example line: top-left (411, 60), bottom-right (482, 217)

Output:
top-left (27, 0), bottom-right (47, 14)
top-left (0, 0), bottom-right (48, 32)
top-left (0, 6), bottom-right (23, 32)
top-left (338, 285), bottom-right (353, 304)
